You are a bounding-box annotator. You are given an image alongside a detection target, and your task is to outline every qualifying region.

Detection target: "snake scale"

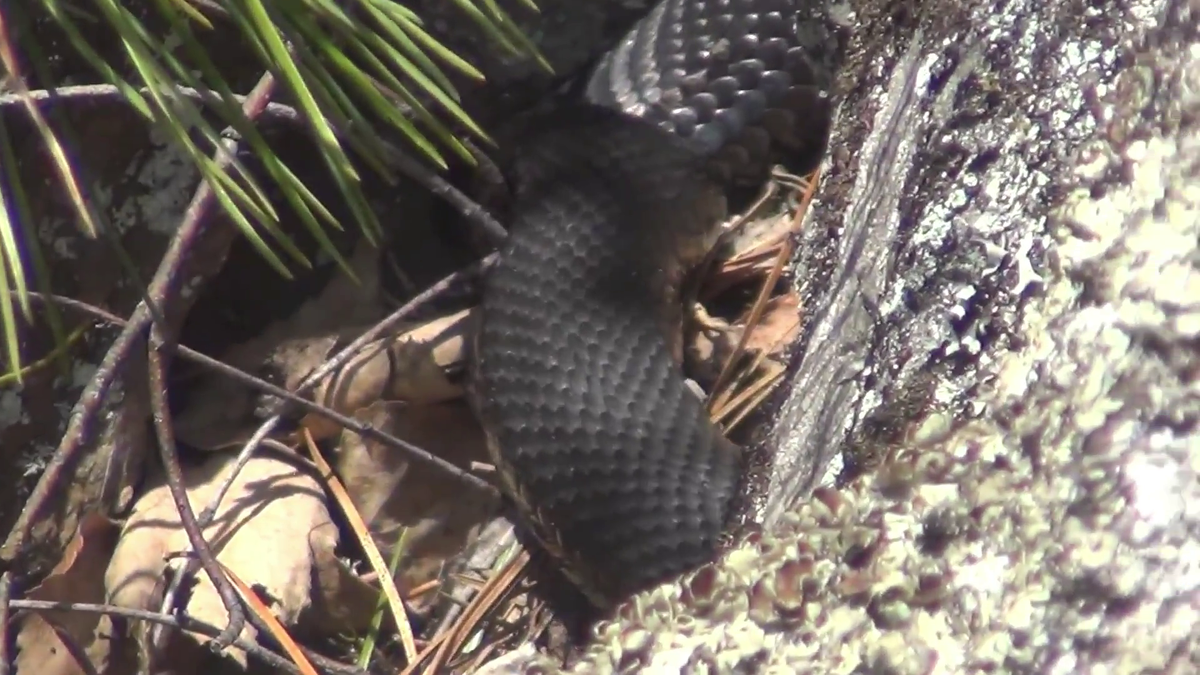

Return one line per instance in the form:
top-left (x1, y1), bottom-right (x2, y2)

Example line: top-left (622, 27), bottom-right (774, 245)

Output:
top-left (470, 0), bottom-right (832, 607)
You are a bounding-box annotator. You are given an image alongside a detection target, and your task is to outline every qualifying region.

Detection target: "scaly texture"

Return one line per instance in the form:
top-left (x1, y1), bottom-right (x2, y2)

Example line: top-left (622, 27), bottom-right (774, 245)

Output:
top-left (473, 105), bottom-right (738, 606)
top-left (472, 0), bottom-right (833, 606)
top-left (586, 0), bottom-right (832, 157)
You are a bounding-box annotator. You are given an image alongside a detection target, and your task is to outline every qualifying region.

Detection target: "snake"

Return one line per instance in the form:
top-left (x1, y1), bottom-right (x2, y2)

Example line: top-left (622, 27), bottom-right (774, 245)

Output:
top-left (469, 0), bottom-right (831, 607)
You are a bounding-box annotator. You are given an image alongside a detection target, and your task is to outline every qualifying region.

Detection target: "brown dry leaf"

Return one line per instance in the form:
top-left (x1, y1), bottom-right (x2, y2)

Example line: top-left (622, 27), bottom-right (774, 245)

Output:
top-left (684, 198), bottom-right (797, 382)
top-left (104, 453), bottom-right (370, 670)
top-left (306, 519), bottom-right (383, 640)
top-left (336, 400), bottom-right (498, 612)
top-left (177, 298), bottom-right (473, 451)
top-left (690, 277), bottom-right (797, 431)
top-left (175, 240), bottom-right (388, 450)
top-left (301, 309), bottom-right (473, 441)
top-left (742, 291), bottom-right (802, 357)
top-left (219, 566), bottom-right (321, 675)
top-left (13, 513), bottom-right (131, 675)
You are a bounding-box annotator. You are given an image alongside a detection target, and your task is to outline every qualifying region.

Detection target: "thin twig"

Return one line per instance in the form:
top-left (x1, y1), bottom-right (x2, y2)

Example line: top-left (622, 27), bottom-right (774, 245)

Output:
top-left (0, 83), bottom-right (507, 248)
top-left (5, 71), bottom-right (287, 654)
top-left (146, 71), bottom-right (292, 653)
top-left (217, 564), bottom-right (322, 675)
top-left (707, 169), bottom-right (817, 405)
top-left (377, 140), bottom-right (508, 246)
top-left (421, 550), bottom-right (528, 675)
top-left (300, 429), bottom-right (417, 663)
top-left (0, 83), bottom-right (303, 123)
top-left (283, 254), bottom-right (492, 414)
top-left (229, 255), bottom-right (497, 493)
top-left (198, 421), bottom-right (283, 525)
top-left (13, 289), bottom-right (496, 495)
top-left (2, 317), bottom-right (142, 557)
top-left (9, 599), bottom-right (365, 675)
top-left (148, 323), bottom-right (249, 654)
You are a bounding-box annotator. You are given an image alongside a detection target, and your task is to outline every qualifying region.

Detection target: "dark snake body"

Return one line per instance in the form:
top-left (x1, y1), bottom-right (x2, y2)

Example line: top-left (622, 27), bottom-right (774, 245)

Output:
top-left (471, 0), bottom-right (828, 606)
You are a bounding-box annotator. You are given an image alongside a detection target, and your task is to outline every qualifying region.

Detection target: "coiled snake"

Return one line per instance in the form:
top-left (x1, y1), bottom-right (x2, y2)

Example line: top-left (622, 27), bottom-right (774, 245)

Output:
top-left (470, 0), bottom-right (831, 607)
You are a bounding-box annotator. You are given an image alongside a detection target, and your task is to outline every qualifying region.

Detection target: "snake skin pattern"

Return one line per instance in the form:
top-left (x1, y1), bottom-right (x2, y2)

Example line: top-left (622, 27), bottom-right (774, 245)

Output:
top-left (472, 0), bottom-right (829, 606)
top-left (586, 0), bottom-right (824, 160)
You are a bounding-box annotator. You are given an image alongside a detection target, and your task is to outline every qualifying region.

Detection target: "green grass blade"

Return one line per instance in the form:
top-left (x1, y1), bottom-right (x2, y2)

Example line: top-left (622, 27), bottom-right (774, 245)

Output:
top-left (325, 27), bottom-right (470, 165)
top-left (0, 241), bottom-right (23, 383)
top-left (150, 0), bottom-right (355, 276)
top-left (356, 0), bottom-right (461, 100)
top-left (0, 13), bottom-right (101, 239)
top-left (356, 28), bottom-right (489, 145)
top-left (100, 1), bottom-right (281, 225)
top-left (241, 0), bottom-right (357, 183)
top-left (242, 0), bottom-right (386, 243)
top-left (371, 2), bottom-right (485, 82)
top-left (0, 103), bottom-right (71, 379)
